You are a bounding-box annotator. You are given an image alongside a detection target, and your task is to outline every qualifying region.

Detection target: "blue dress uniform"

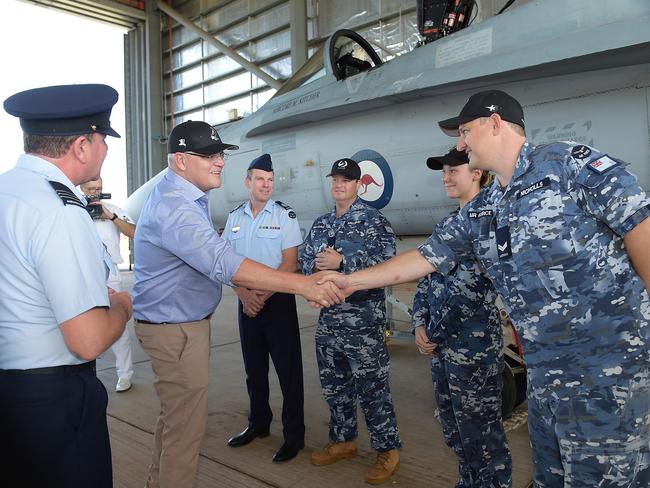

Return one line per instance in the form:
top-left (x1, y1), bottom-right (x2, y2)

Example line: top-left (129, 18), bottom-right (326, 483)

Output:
top-left (300, 198), bottom-right (402, 452)
top-left (223, 197), bottom-right (305, 445)
top-left (0, 84), bottom-right (121, 488)
top-left (419, 142), bottom-right (650, 487)
top-left (412, 210), bottom-right (511, 488)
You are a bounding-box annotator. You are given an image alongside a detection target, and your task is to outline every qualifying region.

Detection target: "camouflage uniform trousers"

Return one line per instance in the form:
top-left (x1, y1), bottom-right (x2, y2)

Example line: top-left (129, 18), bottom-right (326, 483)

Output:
top-left (526, 364), bottom-right (650, 488)
top-left (315, 303), bottom-right (401, 452)
top-left (431, 353), bottom-right (512, 488)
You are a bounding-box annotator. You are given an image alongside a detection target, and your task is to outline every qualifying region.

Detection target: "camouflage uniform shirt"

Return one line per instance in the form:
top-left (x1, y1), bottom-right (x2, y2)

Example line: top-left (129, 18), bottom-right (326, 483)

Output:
top-left (412, 210), bottom-right (503, 365)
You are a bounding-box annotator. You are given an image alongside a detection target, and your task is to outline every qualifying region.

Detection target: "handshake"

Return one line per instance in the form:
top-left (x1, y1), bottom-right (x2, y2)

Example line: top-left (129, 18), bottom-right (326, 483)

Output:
top-left (301, 271), bottom-right (354, 308)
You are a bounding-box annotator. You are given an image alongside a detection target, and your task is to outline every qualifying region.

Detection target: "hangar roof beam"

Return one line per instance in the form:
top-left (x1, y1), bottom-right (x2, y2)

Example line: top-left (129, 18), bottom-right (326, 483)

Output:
top-left (156, 0), bottom-right (282, 90)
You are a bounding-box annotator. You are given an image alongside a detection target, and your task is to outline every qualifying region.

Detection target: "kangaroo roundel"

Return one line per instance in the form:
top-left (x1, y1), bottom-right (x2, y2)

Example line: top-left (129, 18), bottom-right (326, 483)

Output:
top-left (351, 149), bottom-right (394, 209)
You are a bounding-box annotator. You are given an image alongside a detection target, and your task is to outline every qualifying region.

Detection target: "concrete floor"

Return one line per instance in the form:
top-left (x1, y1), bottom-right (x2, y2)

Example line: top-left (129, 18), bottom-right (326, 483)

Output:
top-left (98, 271), bottom-right (532, 487)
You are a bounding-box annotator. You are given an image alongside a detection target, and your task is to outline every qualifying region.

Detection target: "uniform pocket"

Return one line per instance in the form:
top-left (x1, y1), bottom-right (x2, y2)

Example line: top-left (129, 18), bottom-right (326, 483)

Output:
top-left (511, 187), bottom-right (578, 270)
top-left (557, 377), bottom-right (650, 487)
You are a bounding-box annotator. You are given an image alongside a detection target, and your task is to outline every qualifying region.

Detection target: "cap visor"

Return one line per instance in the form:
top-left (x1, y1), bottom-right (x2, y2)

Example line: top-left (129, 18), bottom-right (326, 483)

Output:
top-left (326, 170), bottom-right (358, 179)
top-left (427, 154), bottom-right (467, 170)
top-left (437, 116), bottom-right (461, 137)
top-left (426, 157), bottom-right (443, 170)
top-left (194, 142), bottom-right (240, 155)
top-left (220, 142), bottom-right (239, 151)
top-left (100, 126), bottom-right (121, 138)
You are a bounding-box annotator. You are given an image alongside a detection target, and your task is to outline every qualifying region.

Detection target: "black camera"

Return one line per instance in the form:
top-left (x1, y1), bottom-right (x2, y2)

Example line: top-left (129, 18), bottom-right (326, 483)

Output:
top-left (85, 193), bottom-right (111, 219)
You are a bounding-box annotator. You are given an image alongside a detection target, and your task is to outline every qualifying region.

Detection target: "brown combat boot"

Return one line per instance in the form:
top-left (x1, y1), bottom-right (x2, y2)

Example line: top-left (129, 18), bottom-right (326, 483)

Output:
top-left (364, 449), bottom-right (399, 485)
top-left (310, 441), bottom-right (358, 466)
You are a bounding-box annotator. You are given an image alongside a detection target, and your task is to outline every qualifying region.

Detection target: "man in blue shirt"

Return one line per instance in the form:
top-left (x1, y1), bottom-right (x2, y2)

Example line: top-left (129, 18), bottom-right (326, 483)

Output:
top-left (133, 121), bottom-right (343, 488)
top-left (0, 84), bottom-right (133, 488)
top-left (223, 154), bottom-right (305, 463)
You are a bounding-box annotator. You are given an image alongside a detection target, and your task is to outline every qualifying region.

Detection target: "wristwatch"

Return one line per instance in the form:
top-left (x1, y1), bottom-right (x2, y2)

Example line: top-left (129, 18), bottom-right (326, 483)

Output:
top-left (110, 213), bottom-right (118, 221)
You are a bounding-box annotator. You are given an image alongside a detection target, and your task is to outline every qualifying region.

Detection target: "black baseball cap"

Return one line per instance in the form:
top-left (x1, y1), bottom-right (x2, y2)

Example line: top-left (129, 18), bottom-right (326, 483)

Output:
top-left (4, 84), bottom-right (120, 138)
top-left (326, 158), bottom-right (361, 180)
top-left (438, 90), bottom-right (525, 137)
top-left (426, 148), bottom-right (469, 170)
top-left (168, 120), bottom-right (239, 155)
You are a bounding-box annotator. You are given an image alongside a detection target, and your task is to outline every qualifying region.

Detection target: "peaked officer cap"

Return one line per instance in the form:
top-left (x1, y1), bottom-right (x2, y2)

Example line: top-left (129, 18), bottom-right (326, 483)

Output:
top-left (248, 153), bottom-right (273, 172)
top-left (168, 120), bottom-right (239, 155)
top-left (438, 89), bottom-right (525, 137)
top-left (3, 84), bottom-right (121, 137)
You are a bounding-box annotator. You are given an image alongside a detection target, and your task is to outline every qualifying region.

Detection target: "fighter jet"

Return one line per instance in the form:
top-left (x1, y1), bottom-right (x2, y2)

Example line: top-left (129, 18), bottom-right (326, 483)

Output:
top-left (127, 0), bottom-right (650, 238)
top-left (125, 0), bottom-right (650, 417)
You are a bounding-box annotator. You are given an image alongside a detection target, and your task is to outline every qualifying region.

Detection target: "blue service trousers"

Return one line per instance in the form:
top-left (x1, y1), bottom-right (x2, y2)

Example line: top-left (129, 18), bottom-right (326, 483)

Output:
top-left (0, 365), bottom-right (112, 488)
top-left (238, 292), bottom-right (305, 444)
top-left (431, 354), bottom-right (512, 488)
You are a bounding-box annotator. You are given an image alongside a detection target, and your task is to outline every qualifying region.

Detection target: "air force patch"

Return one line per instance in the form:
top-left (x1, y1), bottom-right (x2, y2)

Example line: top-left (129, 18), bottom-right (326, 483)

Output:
top-left (571, 145), bottom-right (592, 159)
top-left (468, 209), bottom-right (493, 219)
top-left (587, 155), bottom-right (619, 174)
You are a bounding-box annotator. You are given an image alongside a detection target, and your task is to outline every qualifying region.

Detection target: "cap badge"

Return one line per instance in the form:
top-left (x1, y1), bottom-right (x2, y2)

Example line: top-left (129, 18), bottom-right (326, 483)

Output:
top-left (210, 127), bottom-right (218, 141)
top-left (91, 125), bottom-right (97, 131)
top-left (337, 161), bottom-right (348, 168)
top-left (178, 138), bottom-right (186, 147)
top-left (486, 104), bottom-right (498, 112)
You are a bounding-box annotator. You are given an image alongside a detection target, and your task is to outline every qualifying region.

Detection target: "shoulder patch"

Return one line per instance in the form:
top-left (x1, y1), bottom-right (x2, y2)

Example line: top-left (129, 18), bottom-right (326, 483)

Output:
top-left (48, 180), bottom-right (85, 209)
top-left (229, 201), bottom-right (246, 214)
top-left (587, 155), bottom-right (619, 174)
top-left (275, 200), bottom-right (293, 211)
top-left (468, 209), bottom-right (493, 219)
top-left (288, 210), bottom-right (296, 219)
top-left (571, 145), bottom-right (592, 159)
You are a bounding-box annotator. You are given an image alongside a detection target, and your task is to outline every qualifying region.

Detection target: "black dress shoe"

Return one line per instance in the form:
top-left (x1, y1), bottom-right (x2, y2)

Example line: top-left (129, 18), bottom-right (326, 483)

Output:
top-left (227, 426), bottom-right (270, 447)
top-left (272, 441), bottom-right (304, 463)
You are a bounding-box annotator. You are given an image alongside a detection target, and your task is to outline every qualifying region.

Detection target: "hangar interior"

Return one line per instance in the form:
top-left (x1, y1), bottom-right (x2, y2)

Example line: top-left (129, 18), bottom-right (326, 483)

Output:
top-left (17, 1), bottom-right (536, 487)
top-left (23, 0), bottom-right (528, 196)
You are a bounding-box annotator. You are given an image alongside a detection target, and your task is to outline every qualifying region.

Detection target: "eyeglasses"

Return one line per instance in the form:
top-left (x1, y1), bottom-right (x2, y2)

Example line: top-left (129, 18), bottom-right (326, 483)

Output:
top-left (184, 151), bottom-right (228, 161)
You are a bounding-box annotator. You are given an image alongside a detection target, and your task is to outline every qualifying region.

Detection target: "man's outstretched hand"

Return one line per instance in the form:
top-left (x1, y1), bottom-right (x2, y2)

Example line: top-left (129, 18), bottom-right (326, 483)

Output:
top-left (301, 272), bottom-right (347, 307)
top-left (317, 271), bottom-right (355, 296)
top-left (304, 271), bottom-right (356, 308)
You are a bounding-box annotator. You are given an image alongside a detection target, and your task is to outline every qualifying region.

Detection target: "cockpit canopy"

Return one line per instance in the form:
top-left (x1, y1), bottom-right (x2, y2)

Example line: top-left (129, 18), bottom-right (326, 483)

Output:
top-left (273, 29), bottom-right (383, 98)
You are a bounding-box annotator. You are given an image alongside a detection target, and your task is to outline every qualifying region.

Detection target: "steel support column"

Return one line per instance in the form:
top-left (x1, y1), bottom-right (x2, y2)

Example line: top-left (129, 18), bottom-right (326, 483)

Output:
top-left (145, 2), bottom-right (166, 178)
top-left (290, 0), bottom-right (307, 73)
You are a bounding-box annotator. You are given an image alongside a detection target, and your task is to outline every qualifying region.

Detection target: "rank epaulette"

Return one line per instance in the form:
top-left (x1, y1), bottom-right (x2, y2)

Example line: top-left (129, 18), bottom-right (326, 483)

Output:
top-left (48, 180), bottom-right (85, 209)
top-left (229, 201), bottom-right (246, 214)
top-left (275, 200), bottom-right (296, 219)
top-left (275, 200), bottom-right (293, 211)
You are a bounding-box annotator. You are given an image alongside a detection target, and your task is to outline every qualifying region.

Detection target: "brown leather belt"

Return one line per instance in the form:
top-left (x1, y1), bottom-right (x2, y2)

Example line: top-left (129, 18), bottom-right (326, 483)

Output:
top-left (0, 360), bottom-right (96, 376)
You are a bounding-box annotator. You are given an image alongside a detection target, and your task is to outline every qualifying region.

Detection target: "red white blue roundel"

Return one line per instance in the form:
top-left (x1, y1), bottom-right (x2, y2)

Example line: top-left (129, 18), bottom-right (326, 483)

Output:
top-left (351, 149), bottom-right (393, 209)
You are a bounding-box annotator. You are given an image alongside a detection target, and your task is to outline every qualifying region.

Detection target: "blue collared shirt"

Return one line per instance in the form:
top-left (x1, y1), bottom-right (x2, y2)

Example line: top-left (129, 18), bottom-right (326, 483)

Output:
top-left (222, 199), bottom-right (302, 269)
top-left (0, 155), bottom-right (110, 369)
top-left (132, 170), bottom-right (245, 323)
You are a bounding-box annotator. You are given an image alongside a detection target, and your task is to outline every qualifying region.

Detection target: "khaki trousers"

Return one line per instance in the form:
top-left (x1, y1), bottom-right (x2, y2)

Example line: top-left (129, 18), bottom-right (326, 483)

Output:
top-left (135, 319), bottom-right (211, 488)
